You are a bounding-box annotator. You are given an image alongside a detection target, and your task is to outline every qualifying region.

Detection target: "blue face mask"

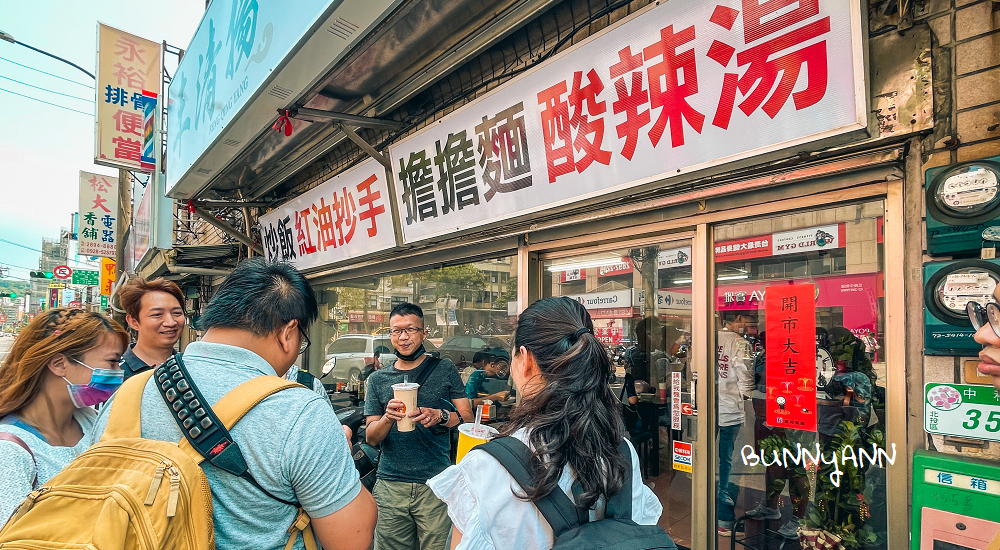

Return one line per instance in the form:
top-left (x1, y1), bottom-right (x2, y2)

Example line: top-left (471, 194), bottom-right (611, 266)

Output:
top-left (62, 359), bottom-right (124, 408)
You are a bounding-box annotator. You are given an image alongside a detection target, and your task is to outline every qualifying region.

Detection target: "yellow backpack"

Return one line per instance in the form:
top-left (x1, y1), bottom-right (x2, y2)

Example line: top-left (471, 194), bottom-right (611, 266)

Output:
top-left (0, 370), bottom-right (318, 550)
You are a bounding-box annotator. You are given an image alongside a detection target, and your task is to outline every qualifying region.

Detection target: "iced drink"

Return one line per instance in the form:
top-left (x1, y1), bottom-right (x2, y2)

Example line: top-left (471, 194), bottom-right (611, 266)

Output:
top-left (456, 423), bottom-right (499, 463)
top-left (392, 382), bottom-right (420, 432)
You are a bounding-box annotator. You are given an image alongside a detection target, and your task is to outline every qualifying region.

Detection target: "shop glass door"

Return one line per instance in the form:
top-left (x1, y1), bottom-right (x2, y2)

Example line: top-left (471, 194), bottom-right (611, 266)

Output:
top-left (541, 238), bottom-right (697, 549)
top-left (712, 202), bottom-right (888, 548)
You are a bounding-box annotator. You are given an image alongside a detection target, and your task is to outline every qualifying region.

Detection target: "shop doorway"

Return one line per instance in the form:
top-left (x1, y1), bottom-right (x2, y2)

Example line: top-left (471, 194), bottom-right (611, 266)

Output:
top-left (712, 201), bottom-right (889, 548)
top-left (540, 236), bottom-right (698, 548)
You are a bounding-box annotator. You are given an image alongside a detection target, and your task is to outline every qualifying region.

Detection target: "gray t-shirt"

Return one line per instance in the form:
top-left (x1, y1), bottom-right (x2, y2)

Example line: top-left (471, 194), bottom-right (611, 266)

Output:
top-left (364, 356), bottom-right (466, 483)
top-left (90, 342), bottom-right (361, 550)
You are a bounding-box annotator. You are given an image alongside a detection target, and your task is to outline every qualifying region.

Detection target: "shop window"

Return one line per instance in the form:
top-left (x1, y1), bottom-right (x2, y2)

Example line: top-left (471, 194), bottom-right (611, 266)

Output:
top-left (542, 240), bottom-right (696, 547)
top-left (713, 202), bottom-right (887, 547)
top-left (308, 256), bottom-right (517, 386)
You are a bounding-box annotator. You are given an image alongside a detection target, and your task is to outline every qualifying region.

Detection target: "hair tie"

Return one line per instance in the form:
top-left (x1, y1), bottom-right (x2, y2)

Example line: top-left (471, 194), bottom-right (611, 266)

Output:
top-left (575, 327), bottom-right (590, 338)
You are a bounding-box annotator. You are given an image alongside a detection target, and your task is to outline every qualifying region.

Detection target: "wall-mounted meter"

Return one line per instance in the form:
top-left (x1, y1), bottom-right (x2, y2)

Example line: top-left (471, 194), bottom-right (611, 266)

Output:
top-left (926, 156), bottom-right (1000, 256)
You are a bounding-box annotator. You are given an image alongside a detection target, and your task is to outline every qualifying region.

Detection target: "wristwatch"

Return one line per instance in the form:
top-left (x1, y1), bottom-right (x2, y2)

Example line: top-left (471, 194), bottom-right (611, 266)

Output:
top-left (439, 408), bottom-right (451, 425)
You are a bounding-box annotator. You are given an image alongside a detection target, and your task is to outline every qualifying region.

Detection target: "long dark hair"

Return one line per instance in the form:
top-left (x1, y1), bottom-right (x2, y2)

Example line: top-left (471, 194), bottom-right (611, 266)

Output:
top-left (502, 296), bottom-right (628, 510)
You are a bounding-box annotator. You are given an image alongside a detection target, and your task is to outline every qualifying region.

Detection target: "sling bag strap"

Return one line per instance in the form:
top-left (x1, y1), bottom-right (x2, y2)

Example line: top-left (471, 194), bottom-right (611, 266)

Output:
top-left (410, 355), bottom-right (441, 388)
top-left (0, 429), bottom-right (38, 489)
top-left (102, 355), bottom-right (302, 506)
top-left (478, 437), bottom-right (586, 537)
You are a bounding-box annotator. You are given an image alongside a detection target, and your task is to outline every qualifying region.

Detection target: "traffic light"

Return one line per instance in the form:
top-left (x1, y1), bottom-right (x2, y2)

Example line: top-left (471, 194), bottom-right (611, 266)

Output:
top-left (29, 271), bottom-right (54, 279)
top-left (0, 292), bottom-right (17, 298)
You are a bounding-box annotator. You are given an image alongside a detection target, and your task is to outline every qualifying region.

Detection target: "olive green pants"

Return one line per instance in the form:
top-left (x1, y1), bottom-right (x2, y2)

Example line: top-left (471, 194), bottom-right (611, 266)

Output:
top-left (373, 479), bottom-right (452, 550)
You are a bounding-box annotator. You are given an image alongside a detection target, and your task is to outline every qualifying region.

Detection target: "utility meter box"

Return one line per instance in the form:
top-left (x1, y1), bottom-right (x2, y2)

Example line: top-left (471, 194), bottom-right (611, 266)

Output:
top-left (911, 450), bottom-right (1000, 550)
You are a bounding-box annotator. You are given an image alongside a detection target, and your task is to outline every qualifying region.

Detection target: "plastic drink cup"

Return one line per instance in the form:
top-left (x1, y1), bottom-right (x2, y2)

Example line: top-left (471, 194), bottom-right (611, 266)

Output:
top-left (482, 399), bottom-right (493, 421)
top-left (392, 382), bottom-right (420, 432)
top-left (456, 423), bottom-right (499, 463)
top-left (658, 382), bottom-right (668, 404)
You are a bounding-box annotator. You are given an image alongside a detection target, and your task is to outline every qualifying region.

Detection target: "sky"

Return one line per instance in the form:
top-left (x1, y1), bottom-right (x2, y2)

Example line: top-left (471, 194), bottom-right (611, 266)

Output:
top-left (0, 0), bottom-right (206, 282)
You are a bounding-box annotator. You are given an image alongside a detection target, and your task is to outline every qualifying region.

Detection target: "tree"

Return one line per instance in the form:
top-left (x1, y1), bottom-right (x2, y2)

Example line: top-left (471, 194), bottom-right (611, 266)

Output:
top-left (498, 276), bottom-right (517, 305)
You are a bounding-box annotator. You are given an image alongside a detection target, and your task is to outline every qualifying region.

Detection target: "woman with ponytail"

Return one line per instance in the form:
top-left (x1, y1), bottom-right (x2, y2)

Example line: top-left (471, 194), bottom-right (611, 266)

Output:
top-left (428, 297), bottom-right (662, 549)
top-left (0, 308), bottom-right (128, 519)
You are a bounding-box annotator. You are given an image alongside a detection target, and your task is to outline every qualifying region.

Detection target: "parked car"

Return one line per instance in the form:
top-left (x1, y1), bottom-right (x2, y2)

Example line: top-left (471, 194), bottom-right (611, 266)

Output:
top-left (320, 334), bottom-right (439, 385)
top-left (436, 335), bottom-right (510, 378)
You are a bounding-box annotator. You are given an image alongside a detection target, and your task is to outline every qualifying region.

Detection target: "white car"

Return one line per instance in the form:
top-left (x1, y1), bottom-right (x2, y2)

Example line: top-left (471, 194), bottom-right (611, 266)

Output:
top-left (320, 334), bottom-right (438, 385)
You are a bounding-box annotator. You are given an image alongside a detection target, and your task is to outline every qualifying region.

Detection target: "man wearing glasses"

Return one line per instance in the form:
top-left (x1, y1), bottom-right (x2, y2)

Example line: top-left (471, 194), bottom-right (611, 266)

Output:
top-left (283, 327), bottom-right (334, 407)
top-left (969, 299), bottom-right (1000, 391)
top-left (364, 303), bottom-right (473, 550)
top-left (91, 258), bottom-right (377, 550)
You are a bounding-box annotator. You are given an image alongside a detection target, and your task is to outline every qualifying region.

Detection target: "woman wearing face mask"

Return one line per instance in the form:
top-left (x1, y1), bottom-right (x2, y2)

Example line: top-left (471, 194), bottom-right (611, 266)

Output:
top-left (428, 297), bottom-right (662, 549)
top-left (0, 308), bottom-right (128, 519)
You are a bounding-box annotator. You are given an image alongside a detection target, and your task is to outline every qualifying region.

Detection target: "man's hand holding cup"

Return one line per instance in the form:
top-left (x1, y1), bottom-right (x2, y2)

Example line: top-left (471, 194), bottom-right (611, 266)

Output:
top-left (412, 407), bottom-right (444, 428)
top-left (384, 399), bottom-right (407, 423)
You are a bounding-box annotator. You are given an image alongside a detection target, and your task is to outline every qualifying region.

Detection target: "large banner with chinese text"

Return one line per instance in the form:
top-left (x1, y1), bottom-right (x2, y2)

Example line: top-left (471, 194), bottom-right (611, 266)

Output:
top-left (388, 0), bottom-right (866, 244)
top-left (95, 24), bottom-right (161, 171)
top-left (258, 158), bottom-right (394, 270)
top-left (765, 284), bottom-right (817, 431)
top-left (78, 172), bottom-right (119, 258)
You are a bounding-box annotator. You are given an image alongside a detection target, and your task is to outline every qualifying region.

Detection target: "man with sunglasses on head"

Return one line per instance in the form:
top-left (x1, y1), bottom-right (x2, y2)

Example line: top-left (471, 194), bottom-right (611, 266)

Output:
top-left (969, 299), bottom-right (1000, 391)
top-left (364, 303), bottom-right (473, 550)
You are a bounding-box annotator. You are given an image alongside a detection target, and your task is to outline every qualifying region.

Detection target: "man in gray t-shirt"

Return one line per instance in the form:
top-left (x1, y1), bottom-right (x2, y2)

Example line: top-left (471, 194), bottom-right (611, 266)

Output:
top-left (92, 260), bottom-right (376, 550)
top-left (365, 303), bottom-right (473, 550)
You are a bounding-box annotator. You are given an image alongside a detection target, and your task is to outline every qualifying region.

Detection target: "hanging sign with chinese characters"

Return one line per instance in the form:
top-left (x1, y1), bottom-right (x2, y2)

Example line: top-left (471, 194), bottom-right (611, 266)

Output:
top-left (765, 283), bottom-right (817, 431)
top-left (388, 0), bottom-right (866, 244)
top-left (925, 383), bottom-right (1000, 443)
top-left (258, 158), bottom-right (394, 270)
top-left (100, 257), bottom-right (117, 296)
top-left (78, 171), bottom-right (119, 258)
top-left (95, 24), bottom-right (161, 171)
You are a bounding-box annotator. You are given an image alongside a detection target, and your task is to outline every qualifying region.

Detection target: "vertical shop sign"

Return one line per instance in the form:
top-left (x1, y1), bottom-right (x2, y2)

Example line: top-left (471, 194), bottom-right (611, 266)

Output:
top-left (100, 257), bottom-right (117, 296)
top-left (78, 171), bottom-right (119, 258)
top-left (95, 24), bottom-right (161, 171)
top-left (671, 371), bottom-right (682, 430)
top-left (388, 0), bottom-right (867, 244)
top-left (765, 284), bottom-right (817, 431)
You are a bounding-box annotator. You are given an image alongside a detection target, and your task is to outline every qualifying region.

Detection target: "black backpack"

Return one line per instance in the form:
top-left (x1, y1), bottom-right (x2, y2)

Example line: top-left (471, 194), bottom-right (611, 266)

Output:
top-left (296, 369), bottom-right (318, 389)
top-left (478, 437), bottom-right (676, 550)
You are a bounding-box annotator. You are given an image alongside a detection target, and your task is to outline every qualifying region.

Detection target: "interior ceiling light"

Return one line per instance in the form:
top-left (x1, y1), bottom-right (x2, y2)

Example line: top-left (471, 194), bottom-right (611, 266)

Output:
top-left (547, 254), bottom-right (623, 272)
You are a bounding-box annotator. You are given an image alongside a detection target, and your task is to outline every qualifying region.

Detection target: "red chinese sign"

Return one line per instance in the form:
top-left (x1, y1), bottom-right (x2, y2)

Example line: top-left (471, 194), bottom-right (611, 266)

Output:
top-left (765, 283), bottom-right (816, 431)
top-left (598, 258), bottom-right (633, 277)
top-left (258, 159), bottom-right (395, 270)
top-left (390, 0), bottom-right (865, 245)
top-left (95, 24), bottom-right (161, 171)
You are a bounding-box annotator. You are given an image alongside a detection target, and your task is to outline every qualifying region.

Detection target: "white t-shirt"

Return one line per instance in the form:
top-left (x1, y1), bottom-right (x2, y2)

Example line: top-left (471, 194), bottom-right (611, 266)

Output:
top-left (717, 329), bottom-right (754, 427)
top-left (427, 428), bottom-right (663, 550)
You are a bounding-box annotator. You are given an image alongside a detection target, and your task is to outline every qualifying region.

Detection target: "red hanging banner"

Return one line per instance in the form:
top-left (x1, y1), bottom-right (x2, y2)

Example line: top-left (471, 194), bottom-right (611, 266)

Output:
top-left (765, 283), bottom-right (817, 431)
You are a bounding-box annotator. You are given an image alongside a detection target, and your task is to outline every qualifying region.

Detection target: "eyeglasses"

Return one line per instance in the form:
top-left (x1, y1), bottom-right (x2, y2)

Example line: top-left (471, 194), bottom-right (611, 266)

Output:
top-left (389, 327), bottom-right (424, 337)
top-left (298, 326), bottom-right (311, 355)
top-left (967, 301), bottom-right (1000, 338)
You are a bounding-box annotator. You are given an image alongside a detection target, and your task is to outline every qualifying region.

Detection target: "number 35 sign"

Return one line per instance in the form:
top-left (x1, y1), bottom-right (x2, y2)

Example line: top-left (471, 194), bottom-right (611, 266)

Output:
top-left (925, 383), bottom-right (1000, 442)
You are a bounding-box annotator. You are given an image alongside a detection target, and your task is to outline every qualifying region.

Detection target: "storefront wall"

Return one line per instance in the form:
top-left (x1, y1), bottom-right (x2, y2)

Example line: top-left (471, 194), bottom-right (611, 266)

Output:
top-left (228, 0), bottom-right (996, 547)
top-left (522, 179), bottom-right (906, 550)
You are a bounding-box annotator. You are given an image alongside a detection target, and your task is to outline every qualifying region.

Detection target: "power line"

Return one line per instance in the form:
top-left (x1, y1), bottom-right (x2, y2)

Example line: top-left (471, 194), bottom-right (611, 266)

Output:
top-left (0, 56), bottom-right (93, 88)
top-left (0, 86), bottom-right (92, 116)
top-left (0, 238), bottom-right (97, 268)
top-left (0, 74), bottom-right (93, 102)
top-left (0, 262), bottom-right (33, 271)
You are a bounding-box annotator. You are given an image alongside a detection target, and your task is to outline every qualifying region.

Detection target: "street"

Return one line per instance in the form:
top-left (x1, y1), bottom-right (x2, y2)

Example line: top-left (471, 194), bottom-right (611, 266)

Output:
top-left (0, 335), bottom-right (14, 364)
